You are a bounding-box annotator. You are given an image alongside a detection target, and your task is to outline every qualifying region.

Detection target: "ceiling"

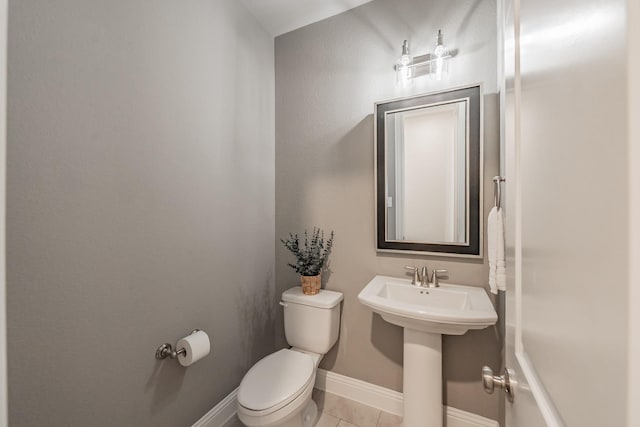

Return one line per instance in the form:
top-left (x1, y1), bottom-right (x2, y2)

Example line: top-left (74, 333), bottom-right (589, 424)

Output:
top-left (241, 0), bottom-right (375, 37)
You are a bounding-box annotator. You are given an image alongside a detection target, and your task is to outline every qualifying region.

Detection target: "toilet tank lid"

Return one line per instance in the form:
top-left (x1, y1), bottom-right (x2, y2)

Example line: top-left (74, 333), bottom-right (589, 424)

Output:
top-left (282, 287), bottom-right (343, 308)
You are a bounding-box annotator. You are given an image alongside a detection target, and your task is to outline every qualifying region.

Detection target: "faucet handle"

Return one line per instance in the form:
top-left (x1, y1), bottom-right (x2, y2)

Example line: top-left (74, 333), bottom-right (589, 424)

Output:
top-left (431, 269), bottom-right (448, 286)
top-left (404, 266), bottom-right (420, 285)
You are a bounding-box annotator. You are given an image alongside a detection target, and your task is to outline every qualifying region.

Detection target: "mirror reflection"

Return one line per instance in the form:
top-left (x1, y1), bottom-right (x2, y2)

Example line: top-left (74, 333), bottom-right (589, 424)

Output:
top-left (385, 100), bottom-right (468, 243)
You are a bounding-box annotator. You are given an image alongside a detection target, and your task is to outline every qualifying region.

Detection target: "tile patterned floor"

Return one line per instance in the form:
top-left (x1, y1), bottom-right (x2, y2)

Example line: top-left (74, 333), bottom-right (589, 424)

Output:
top-left (228, 388), bottom-right (402, 427)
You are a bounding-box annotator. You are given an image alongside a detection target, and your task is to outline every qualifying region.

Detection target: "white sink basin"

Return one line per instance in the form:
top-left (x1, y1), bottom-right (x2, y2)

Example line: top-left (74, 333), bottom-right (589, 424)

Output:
top-left (357, 275), bottom-right (497, 335)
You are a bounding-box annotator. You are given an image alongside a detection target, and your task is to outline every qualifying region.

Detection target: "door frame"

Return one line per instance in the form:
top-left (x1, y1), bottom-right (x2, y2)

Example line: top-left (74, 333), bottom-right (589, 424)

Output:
top-left (628, 0), bottom-right (640, 424)
top-left (0, 0), bottom-right (7, 425)
top-left (501, 0), bottom-right (564, 424)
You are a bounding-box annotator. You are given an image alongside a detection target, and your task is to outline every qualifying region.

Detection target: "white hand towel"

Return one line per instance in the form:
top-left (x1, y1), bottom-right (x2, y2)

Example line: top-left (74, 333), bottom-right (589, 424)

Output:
top-left (488, 206), bottom-right (506, 294)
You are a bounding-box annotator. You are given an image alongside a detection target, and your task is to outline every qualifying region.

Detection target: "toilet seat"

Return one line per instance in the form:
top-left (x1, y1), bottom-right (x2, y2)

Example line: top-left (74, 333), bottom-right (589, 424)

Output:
top-left (238, 349), bottom-right (315, 415)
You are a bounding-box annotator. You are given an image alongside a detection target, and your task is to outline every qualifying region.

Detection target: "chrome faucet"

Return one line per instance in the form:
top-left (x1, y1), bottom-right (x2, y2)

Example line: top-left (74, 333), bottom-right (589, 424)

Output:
top-left (405, 266), bottom-right (449, 287)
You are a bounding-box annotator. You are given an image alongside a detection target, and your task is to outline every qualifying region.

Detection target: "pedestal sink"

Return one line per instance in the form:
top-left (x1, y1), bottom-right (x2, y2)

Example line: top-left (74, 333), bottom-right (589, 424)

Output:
top-left (357, 275), bottom-right (497, 427)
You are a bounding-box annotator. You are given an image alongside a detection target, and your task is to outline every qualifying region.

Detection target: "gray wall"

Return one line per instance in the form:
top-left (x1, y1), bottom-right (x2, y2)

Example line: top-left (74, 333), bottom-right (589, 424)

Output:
top-left (7, 1), bottom-right (275, 426)
top-left (275, 0), bottom-right (502, 420)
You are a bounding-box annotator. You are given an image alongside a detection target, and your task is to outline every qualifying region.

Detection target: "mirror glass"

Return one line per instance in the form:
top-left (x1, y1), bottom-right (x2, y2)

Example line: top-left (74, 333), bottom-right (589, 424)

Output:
top-left (376, 85), bottom-right (481, 257)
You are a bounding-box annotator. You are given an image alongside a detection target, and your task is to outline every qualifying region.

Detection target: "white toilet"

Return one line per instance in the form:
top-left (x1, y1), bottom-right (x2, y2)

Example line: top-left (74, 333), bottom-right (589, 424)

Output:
top-left (237, 287), bottom-right (343, 427)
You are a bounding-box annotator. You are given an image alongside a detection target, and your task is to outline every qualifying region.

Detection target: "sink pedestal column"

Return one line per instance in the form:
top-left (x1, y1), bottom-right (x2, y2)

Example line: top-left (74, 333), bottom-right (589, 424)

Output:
top-left (403, 329), bottom-right (443, 427)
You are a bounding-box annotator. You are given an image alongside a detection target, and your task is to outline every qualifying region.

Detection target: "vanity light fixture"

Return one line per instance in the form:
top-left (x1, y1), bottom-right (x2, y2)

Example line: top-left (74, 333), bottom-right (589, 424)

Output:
top-left (395, 30), bottom-right (452, 83)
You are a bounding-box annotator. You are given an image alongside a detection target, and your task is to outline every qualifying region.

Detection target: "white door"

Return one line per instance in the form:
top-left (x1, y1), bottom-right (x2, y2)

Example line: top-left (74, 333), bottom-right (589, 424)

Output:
top-left (500, 0), bottom-right (629, 425)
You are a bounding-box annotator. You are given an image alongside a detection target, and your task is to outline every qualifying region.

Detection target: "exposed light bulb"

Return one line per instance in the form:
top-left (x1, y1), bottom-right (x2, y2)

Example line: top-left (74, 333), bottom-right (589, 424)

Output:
top-left (432, 30), bottom-right (448, 80)
top-left (399, 64), bottom-right (411, 83)
top-left (400, 40), bottom-right (412, 64)
top-left (434, 30), bottom-right (446, 58)
top-left (397, 40), bottom-right (412, 84)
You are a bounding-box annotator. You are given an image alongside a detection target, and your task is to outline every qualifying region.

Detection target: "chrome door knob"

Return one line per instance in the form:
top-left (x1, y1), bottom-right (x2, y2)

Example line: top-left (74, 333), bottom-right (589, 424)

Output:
top-left (482, 366), bottom-right (516, 402)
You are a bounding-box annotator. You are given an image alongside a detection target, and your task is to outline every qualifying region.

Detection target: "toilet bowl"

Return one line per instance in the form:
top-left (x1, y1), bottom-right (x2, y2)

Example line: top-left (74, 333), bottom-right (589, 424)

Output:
top-left (236, 287), bottom-right (343, 427)
top-left (237, 349), bottom-right (318, 427)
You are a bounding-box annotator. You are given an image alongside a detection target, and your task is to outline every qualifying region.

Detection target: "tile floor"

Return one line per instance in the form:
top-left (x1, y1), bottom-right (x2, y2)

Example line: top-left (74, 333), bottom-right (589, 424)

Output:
top-left (227, 388), bottom-right (402, 427)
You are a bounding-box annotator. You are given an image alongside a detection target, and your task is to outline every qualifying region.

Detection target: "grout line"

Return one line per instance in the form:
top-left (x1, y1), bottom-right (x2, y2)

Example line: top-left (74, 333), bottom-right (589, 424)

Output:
top-left (322, 389), bottom-right (397, 427)
top-left (375, 408), bottom-right (382, 427)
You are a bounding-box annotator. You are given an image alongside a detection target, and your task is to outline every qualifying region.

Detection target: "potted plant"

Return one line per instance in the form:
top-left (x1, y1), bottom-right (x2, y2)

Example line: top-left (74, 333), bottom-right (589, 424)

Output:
top-left (281, 227), bottom-right (334, 295)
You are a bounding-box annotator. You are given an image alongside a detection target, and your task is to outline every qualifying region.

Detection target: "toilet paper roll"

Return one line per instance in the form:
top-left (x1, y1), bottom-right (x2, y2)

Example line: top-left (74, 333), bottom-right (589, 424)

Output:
top-left (177, 330), bottom-right (210, 367)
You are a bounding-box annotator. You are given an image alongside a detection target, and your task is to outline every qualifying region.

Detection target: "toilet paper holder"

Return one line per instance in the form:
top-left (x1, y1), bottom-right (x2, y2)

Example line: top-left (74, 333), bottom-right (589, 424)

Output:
top-left (155, 329), bottom-right (201, 360)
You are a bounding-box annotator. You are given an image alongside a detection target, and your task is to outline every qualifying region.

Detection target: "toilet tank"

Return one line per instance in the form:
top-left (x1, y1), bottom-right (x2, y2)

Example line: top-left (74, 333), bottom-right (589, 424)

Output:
top-left (281, 287), bottom-right (343, 355)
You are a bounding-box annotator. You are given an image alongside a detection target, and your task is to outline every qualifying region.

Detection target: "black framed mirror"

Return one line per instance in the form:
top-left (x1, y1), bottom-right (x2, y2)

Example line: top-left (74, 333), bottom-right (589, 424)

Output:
top-left (375, 85), bottom-right (482, 257)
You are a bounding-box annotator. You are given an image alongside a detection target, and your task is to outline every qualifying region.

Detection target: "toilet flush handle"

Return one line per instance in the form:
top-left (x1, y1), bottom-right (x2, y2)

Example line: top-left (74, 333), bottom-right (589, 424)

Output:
top-left (279, 301), bottom-right (288, 307)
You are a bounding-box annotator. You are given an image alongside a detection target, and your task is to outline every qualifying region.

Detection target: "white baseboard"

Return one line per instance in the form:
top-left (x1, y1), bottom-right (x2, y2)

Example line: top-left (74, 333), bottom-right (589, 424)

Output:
top-left (315, 369), bottom-right (404, 415)
top-left (445, 406), bottom-right (499, 427)
top-left (193, 370), bottom-right (499, 427)
top-left (315, 369), bottom-right (499, 427)
top-left (192, 387), bottom-right (238, 427)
